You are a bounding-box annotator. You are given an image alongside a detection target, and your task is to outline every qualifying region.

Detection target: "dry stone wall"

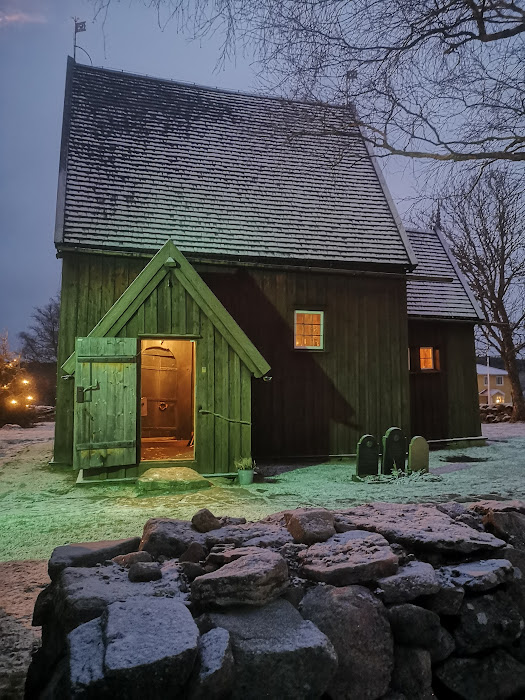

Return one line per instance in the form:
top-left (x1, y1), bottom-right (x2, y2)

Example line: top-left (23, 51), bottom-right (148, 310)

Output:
top-left (26, 502), bottom-right (525, 699)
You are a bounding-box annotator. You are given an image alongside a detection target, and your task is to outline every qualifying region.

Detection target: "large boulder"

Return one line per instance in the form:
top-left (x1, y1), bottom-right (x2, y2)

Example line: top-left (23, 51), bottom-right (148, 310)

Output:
top-left (203, 599), bottom-right (337, 700)
top-left (435, 650), bottom-right (525, 700)
top-left (284, 508), bottom-right (336, 544)
top-left (300, 584), bottom-right (394, 700)
top-left (102, 597), bottom-right (199, 696)
top-left (437, 559), bottom-right (515, 593)
top-left (204, 522), bottom-right (294, 549)
top-left (187, 628), bottom-right (234, 700)
top-left (68, 616), bottom-right (106, 698)
top-left (191, 549), bottom-right (288, 607)
top-left (139, 519), bottom-right (206, 558)
top-left (298, 530), bottom-right (399, 586)
top-left (482, 510), bottom-right (525, 550)
top-left (51, 561), bottom-right (185, 633)
top-left (420, 570), bottom-right (465, 615)
top-left (390, 646), bottom-right (433, 700)
top-left (334, 503), bottom-right (506, 554)
top-left (387, 604), bottom-right (455, 662)
top-left (68, 596), bottom-right (199, 698)
top-left (453, 589), bottom-right (524, 654)
top-left (48, 538), bottom-right (141, 580)
top-left (376, 562), bottom-right (440, 604)
top-left (192, 509), bottom-right (222, 533)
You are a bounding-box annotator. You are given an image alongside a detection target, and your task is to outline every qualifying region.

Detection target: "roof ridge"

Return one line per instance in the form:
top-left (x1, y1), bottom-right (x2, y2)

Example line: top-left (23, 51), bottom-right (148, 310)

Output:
top-left (72, 58), bottom-right (353, 111)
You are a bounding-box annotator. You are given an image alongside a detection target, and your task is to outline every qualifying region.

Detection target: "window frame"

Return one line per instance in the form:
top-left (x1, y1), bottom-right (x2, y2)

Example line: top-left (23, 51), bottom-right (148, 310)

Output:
top-left (408, 346), bottom-right (441, 373)
top-left (294, 309), bottom-right (325, 351)
top-left (417, 345), bottom-right (439, 372)
top-left (496, 375), bottom-right (504, 386)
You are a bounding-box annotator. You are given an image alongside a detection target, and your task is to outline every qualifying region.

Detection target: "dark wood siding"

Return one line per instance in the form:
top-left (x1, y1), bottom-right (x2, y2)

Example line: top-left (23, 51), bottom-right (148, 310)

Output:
top-left (200, 267), bottom-right (411, 458)
top-left (54, 252), bottom-right (252, 473)
top-left (408, 320), bottom-right (480, 440)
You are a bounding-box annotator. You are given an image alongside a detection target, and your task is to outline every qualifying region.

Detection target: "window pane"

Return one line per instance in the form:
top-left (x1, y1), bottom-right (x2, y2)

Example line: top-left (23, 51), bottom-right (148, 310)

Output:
top-left (295, 310), bottom-right (323, 349)
top-left (419, 347), bottom-right (434, 370)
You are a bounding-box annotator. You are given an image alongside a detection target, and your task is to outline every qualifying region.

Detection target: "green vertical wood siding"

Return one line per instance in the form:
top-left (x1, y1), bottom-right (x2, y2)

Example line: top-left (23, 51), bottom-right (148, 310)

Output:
top-left (200, 267), bottom-right (411, 457)
top-left (55, 252), bottom-right (254, 474)
top-left (408, 320), bottom-right (480, 440)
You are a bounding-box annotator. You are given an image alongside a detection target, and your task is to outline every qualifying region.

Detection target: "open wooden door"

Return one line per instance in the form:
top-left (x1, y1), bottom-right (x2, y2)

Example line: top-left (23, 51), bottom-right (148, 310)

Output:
top-left (73, 337), bottom-right (138, 470)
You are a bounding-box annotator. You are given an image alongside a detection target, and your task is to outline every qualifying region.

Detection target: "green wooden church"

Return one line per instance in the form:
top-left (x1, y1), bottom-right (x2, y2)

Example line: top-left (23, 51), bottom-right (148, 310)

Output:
top-left (53, 58), bottom-right (483, 481)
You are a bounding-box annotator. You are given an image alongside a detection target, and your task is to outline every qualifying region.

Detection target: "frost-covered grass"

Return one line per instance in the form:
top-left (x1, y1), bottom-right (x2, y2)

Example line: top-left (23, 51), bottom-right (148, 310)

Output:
top-left (1, 424), bottom-right (525, 561)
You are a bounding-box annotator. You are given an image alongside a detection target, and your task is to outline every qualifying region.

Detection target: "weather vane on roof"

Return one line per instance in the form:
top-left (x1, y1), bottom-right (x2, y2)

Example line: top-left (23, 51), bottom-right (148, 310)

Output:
top-left (72, 17), bottom-right (92, 65)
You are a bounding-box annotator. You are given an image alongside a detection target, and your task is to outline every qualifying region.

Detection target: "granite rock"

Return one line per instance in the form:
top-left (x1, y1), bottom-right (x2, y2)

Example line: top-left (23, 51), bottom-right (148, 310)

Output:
top-left (48, 538), bottom-right (141, 581)
top-left (284, 508), bottom-right (336, 545)
top-left (188, 628), bottom-right (234, 700)
top-left (205, 522), bottom-right (293, 549)
top-left (300, 584), bottom-right (394, 700)
top-left (191, 549), bottom-right (288, 607)
top-left (453, 589), bottom-right (524, 654)
top-left (128, 561), bottom-right (162, 583)
top-left (298, 530), bottom-right (399, 586)
top-left (387, 604), bottom-right (455, 662)
top-left (139, 518), bottom-right (206, 558)
top-left (334, 503), bottom-right (506, 554)
top-left (390, 646), bottom-right (433, 700)
top-left (192, 509), bottom-right (222, 533)
top-left (376, 562), bottom-right (440, 604)
top-left (204, 599), bottom-right (337, 700)
top-left (52, 561), bottom-right (185, 632)
top-left (482, 510), bottom-right (525, 550)
top-left (180, 542), bottom-right (208, 564)
top-left (112, 551), bottom-right (152, 568)
top-left (68, 616), bottom-right (106, 698)
top-left (438, 559), bottom-right (514, 593)
top-left (435, 650), bottom-right (525, 700)
top-left (102, 596), bottom-right (199, 697)
top-left (419, 571), bottom-right (465, 616)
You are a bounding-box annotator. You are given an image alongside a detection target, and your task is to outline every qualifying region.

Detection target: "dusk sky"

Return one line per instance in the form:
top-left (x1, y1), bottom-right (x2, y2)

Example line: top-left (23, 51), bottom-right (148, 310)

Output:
top-left (0, 0), bottom-right (416, 345)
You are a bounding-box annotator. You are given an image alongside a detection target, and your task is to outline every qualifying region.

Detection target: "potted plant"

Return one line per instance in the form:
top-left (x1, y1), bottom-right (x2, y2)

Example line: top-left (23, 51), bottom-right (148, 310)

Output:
top-left (235, 457), bottom-right (255, 486)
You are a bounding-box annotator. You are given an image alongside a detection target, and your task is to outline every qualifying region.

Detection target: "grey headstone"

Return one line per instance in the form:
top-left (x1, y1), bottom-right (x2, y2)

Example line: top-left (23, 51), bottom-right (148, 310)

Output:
top-left (356, 434), bottom-right (379, 476)
top-left (408, 435), bottom-right (429, 472)
top-left (381, 427), bottom-right (406, 475)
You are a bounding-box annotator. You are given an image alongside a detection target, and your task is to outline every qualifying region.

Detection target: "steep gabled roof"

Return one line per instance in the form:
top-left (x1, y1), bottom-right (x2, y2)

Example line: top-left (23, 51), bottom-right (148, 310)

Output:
top-left (55, 58), bottom-right (416, 270)
top-left (61, 240), bottom-right (271, 378)
top-left (407, 229), bottom-right (483, 321)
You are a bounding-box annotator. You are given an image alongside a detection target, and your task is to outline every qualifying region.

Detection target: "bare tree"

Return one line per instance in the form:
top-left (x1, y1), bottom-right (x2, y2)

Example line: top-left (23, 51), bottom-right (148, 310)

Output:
top-left (19, 296), bottom-right (60, 364)
top-left (91, 0), bottom-right (525, 163)
top-left (438, 168), bottom-right (525, 420)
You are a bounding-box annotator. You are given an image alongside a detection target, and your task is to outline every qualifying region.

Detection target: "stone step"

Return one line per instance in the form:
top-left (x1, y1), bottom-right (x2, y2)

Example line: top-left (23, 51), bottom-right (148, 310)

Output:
top-left (137, 467), bottom-right (211, 494)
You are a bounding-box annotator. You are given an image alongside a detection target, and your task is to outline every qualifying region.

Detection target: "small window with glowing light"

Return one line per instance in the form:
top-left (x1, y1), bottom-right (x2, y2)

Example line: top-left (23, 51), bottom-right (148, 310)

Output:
top-left (419, 347), bottom-right (439, 371)
top-left (294, 311), bottom-right (324, 350)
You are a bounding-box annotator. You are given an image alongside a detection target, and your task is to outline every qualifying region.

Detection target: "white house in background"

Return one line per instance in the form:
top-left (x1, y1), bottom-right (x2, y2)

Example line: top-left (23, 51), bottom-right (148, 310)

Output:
top-left (476, 364), bottom-right (511, 405)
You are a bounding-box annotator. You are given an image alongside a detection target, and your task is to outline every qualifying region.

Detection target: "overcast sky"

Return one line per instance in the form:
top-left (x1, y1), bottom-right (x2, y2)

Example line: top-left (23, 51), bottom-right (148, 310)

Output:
top-left (0, 0), bottom-right (416, 345)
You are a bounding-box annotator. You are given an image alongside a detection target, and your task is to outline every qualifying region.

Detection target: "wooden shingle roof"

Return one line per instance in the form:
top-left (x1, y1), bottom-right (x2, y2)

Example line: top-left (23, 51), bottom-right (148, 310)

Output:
top-left (407, 229), bottom-right (483, 321)
top-left (55, 59), bottom-right (416, 269)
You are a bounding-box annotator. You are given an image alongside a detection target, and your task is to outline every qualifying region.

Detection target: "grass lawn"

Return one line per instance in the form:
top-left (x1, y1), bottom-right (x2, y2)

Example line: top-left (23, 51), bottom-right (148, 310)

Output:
top-left (1, 422), bottom-right (525, 561)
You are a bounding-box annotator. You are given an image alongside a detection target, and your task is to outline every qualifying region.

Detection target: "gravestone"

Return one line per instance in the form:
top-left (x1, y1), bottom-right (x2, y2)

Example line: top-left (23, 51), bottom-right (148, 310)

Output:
top-left (408, 436), bottom-right (429, 473)
top-left (381, 427), bottom-right (406, 475)
top-left (356, 434), bottom-right (379, 476)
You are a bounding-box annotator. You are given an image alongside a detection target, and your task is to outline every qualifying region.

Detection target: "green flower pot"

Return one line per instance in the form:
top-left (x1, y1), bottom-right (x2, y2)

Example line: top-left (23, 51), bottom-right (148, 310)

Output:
top-left (237, 469), bottom-right (254, 486)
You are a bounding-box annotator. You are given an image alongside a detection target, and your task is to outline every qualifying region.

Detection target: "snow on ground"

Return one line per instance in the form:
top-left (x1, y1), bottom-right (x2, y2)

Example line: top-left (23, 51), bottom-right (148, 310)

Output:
top-left (0, 422), bottom-right (54, 460)
top-left (0, 422), bottom-right (525, 562)
top-left (482, 421), bottom-right (525, 439)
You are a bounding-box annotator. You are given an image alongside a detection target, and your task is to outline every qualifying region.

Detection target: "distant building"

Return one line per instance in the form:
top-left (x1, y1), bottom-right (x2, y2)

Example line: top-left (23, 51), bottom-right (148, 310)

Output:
top-left (476, 364), bottom-right (511, 405)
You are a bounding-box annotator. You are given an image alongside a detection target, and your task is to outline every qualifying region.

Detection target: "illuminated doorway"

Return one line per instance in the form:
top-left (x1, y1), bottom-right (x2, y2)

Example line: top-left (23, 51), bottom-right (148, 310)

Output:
top-left (140, 339), bottom-right (195, 461)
